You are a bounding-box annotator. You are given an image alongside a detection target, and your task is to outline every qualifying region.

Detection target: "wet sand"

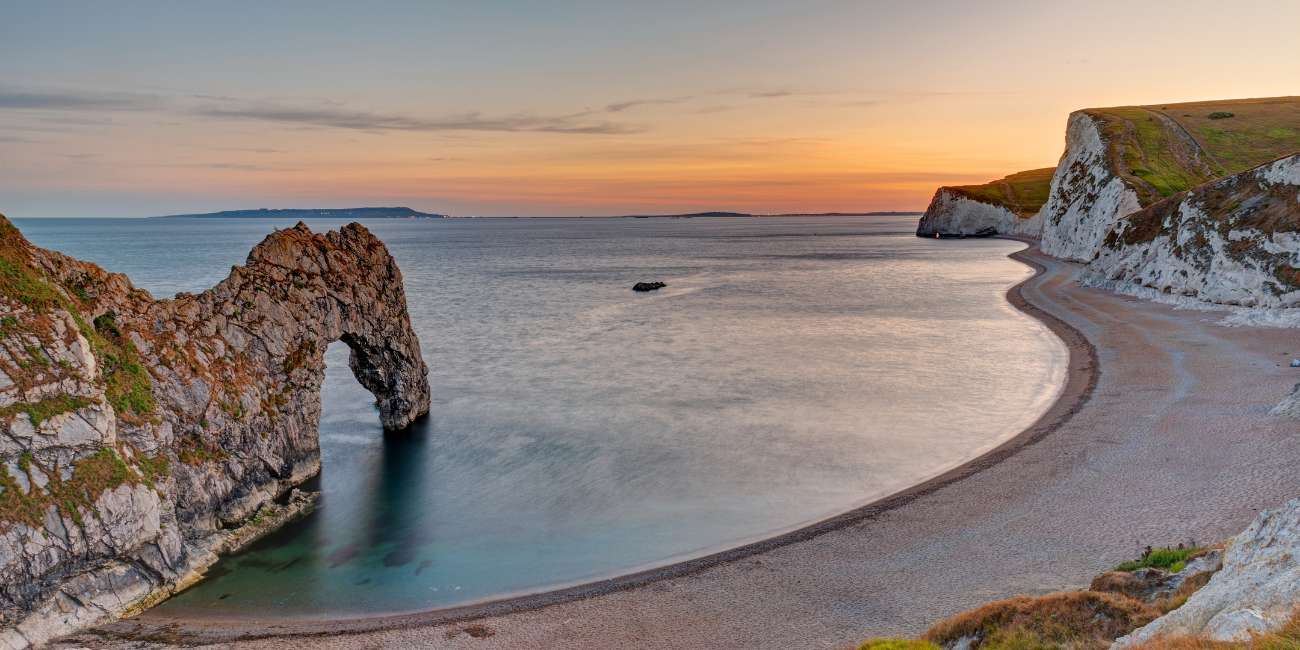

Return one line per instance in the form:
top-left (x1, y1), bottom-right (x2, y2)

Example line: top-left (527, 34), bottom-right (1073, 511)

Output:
top-left (65, 243), bottom-right (1300, 649)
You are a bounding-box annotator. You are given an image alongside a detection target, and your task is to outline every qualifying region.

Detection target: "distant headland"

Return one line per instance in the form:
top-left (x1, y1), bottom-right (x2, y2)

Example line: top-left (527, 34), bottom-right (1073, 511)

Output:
top-left (150, 207), bottom-right (447, 220)
top-left (588, 211), bottom-right (923, 219)
top-left (146, 208), bottom-right (919, 220)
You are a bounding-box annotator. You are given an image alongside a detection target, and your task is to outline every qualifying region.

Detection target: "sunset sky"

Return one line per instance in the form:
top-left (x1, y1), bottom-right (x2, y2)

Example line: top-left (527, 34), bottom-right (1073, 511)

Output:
top-left (3, 0), bottom-right (1299, 218)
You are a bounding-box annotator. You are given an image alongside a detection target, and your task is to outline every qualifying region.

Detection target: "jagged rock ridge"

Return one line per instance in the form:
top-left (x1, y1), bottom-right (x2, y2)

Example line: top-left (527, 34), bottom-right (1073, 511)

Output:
top-left (0, 217), bottom-right (430, 647)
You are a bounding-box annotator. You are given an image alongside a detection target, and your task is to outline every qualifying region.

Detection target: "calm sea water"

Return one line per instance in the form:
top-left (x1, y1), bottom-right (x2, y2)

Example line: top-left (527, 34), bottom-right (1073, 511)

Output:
top-left (15, 215), bottom-right (1067, 619)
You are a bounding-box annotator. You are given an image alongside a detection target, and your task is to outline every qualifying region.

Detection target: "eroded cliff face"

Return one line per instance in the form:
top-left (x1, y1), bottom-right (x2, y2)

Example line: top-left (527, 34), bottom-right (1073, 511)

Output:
top-left (1083, 154), bottom-right (1300, 308)
top-left (915, 189), bottom-right (1020, 238)
top-left (0, 217), bottom-right (430, 647)
top-left (1038, 112), bottom-right (1144, 261)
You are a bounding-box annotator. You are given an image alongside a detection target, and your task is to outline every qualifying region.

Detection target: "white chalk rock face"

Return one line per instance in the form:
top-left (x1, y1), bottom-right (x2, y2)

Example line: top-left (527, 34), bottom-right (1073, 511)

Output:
top-left (1039, 112), bottom-right (1143, 262)
top-left (915, 189), bottom-right (1021, 237)
top-left (1114, 497), bottom-right (1300, 646)
top-left (1011, 210), bottom-right (1044, 238)
top-left (1272, 383), bottom-right (1300, 419)
top-left (1083, 154), bottom-right (1300, 308)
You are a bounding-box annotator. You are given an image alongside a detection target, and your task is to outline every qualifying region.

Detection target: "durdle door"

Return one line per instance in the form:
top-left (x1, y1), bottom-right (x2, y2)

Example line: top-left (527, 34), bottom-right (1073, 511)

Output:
top-left (0, 217), bottom-right (431, 647)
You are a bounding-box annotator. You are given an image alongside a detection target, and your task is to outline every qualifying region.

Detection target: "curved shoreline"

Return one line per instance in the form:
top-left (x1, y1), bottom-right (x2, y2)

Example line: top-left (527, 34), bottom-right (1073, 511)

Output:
top-left (93, 241), bottom-right (1098, 644)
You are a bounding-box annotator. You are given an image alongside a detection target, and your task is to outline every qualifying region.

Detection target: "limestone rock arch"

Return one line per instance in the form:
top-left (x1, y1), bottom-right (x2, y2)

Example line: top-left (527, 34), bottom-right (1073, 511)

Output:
top-left (0, 217), bottom-right (430, 645)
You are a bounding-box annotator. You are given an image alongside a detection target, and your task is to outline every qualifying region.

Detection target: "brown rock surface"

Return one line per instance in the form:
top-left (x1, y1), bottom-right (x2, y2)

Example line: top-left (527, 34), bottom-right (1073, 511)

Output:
top-left (0, 216), bottom-right (429, 647)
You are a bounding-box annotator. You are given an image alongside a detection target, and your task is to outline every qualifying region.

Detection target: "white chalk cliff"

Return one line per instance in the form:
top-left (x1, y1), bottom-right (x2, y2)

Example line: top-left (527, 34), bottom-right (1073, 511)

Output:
top-left (915, 190), bottom-right (1020, 237)
top-left (1038, 112), bottom-right (1144, 261)
top-left (1084, 154), bottom-right (1300, 308)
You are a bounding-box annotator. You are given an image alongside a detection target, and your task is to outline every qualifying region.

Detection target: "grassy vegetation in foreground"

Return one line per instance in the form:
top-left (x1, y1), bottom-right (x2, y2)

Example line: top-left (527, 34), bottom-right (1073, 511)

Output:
top-left (949, 167), bottom-right (1057, 217)
top-left (1116, 546), bottom-right (1206, 574)
top-left (859, 607), bottom-right (1300, 650)
top-left (858, 640), bottom-right (940, 650)
top-left (856, 543), bottom-right (1228, 650)
top-left (920, 591), bottom-right (1158, 650)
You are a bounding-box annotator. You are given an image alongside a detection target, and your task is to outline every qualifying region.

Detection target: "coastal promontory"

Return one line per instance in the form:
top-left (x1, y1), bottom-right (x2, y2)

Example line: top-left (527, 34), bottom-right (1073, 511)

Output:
top-left (0, 217), bottom-right (430, 646)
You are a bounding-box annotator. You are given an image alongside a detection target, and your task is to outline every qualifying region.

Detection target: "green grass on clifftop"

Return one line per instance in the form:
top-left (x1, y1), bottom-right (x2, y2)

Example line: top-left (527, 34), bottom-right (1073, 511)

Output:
top-left (949, 167), bottom-right (1057, 217)
top-left (1088, 96), bottom-right (1300, 206)
top-left (1157, 97), bottom-right (1300, 175)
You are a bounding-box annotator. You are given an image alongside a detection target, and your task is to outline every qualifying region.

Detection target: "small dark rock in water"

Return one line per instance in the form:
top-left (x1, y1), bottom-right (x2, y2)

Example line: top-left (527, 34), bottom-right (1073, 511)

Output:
top-left (633, 281), bottom-right (667, 292)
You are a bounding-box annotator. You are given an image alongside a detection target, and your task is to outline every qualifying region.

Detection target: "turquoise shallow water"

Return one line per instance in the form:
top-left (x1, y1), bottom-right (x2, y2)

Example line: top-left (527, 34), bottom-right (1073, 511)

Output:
top-left (16, 215), bottom-right (1067, 619)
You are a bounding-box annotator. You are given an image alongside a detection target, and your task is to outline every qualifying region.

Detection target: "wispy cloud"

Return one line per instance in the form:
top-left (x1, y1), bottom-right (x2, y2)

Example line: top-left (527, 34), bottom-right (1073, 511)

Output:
top-left (0, 84), bottom-right (646, 136)
top-left (175, 162), bottom-right (302, 171)
top-left (192, 102), bottom-right (645, 135)
top-left (694, 105), bottom-right (736, 114)
top-left (604, 96), bottom-right (691, 113)
top-left (0, 87), bottom-right (162, 111)
top-left (214, 146), bottom-right (286, 154)
top-left (131, 161), bottom-right (303, 172)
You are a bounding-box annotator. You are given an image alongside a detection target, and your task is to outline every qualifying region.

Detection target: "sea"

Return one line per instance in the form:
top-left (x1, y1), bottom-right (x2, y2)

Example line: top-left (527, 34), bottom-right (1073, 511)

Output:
top-left (14, 214), bottom-right (1067, 619)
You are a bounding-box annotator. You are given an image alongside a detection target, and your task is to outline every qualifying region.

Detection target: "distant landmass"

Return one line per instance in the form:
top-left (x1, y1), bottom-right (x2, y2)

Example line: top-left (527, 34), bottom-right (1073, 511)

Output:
top-left (151, 207), bottom-right (447, 220)
top-left (590, 211), bottom-right (923, 219)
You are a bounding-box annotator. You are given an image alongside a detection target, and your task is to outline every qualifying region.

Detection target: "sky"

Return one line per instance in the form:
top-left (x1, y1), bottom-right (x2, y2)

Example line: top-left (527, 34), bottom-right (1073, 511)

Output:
top-left (2, 0), bottom-right (1298, 218)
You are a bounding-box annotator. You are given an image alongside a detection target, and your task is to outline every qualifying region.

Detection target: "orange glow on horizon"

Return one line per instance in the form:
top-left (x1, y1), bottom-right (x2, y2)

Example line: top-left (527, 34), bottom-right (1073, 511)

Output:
top-left (4, 1), bottom-right (1300, 217)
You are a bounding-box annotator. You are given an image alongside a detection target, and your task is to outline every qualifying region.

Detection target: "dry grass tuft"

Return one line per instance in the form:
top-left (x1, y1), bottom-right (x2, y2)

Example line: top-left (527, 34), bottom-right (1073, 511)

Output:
top-left (923, 591), bottom-right (1158, 650)
top-left (1129, 609), bottom-right (1300, 650)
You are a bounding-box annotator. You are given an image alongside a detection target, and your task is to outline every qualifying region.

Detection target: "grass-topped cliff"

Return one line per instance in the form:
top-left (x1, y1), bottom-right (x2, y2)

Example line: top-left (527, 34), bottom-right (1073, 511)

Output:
top-left (947, 167), bottom-right (1057, 218)
top-left (1085, 96), bottom-right (1300, 207)
top-left (922, 95), bottom-right (1299, 243)
top-left (916, 167), bottom-right (1056, 237)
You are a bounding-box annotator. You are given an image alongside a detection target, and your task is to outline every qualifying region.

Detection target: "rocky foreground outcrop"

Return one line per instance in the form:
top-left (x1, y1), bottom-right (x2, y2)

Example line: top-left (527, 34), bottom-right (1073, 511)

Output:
top-left (1084, 154), bottom-right (1300, 307)
top-left (1272, 384), bottom-right (1300, 419)
top-left (862, 499), bottom-right (1300, 649)
top-left (0, 217), bottom-right (430, 647)
top-left (1115, 498), bottom-right (1300, 645)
